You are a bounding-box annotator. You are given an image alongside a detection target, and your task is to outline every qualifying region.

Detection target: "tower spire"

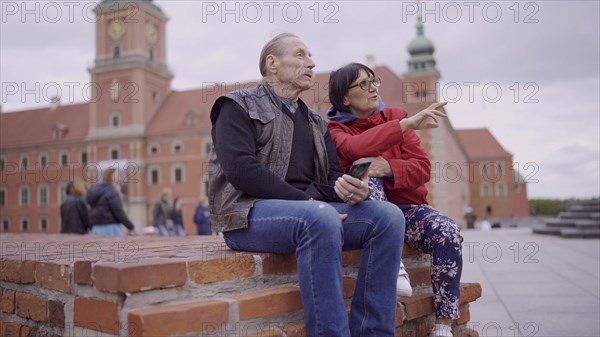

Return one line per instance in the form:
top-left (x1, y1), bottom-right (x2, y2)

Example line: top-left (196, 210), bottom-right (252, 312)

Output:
top-left (407, 1), bottom-right (437, 73)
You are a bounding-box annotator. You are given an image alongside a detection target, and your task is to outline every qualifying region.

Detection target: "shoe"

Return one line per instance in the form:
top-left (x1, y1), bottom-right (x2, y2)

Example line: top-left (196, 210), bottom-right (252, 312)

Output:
top-left (428, 324), bottom-right (453, 337)
top-left (397, 261), bottom-right (412, 297)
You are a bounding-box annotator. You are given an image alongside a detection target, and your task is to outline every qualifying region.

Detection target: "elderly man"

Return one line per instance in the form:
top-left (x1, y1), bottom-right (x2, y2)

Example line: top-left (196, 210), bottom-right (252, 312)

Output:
top-left (208, 33), bottom-right (405, 337)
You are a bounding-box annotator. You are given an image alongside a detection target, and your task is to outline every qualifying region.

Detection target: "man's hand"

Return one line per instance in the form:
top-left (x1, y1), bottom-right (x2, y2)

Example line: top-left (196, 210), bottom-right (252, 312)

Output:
top-left (400, 102), bottom-right (447, 131)
top-left (334, 175), bottom-right (369, 205)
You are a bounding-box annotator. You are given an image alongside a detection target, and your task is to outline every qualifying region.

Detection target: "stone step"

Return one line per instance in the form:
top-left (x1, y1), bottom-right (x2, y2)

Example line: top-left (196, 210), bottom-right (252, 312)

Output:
top-left (575, 220), bottom-right (600, 229)
top-left (558, 211), bottom-right (600, 220)
top-left (567, 204), bottom-right (600, 213)
top-left (545, 218), bottom-right (576, 228)
top-left (532, 226), bottom-right (562, 236)
top-left (560, 228), bottom-right (600, 239)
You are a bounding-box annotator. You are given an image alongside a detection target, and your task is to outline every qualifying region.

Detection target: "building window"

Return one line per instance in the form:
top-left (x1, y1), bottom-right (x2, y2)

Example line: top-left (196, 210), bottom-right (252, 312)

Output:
top-left (38, 185), bottom-right (49, 206)
top-left (495, 182), bottom-right (508, 197)
top-left (20, 154), bottom-right (29, 169)
top-left (149, 167), bottom-right (160, 185)
top-left (149, 48), bottom-right (154, 60)
top-left (149, 143), bottom-right (159, 154)
top-left (39, 217), bottom-right (48, 232)
top-left (81, 150), bottom-right (88, 165)
top-left (110, 112), bottom-right (120, 128)
top-left (2, 218), bottom-right (8, 232)
top-left (172, 141), bottom-right (183, 153)
top-left (59, 184), bottom-right (67, 204)
top-left (0, 156), bottom-right (5, 171)
top-left (172, 165), bottom-right (184, 184)
top-left (203, 176), bottom-right (209, 198)
top-left (113, 45), bottom-right (120, 58)
top-left (19, 185), bottom-right (30, 207)
top-left (110, 146), bottom-right (120, 160)
top-left (480, 182), bottom-right (491, 198)
top-left (0, 187), bottom-right (6, 207)
top-left (20, 217), bottom-right (29, 232)
top-left (60, 151), bottom-right (69, 166)
top-left (39, 153), bottom-right (48, 169)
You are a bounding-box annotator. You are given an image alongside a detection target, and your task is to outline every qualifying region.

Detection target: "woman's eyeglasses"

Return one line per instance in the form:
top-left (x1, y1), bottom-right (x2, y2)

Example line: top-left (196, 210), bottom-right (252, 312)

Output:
top-left (348, 77), bottom-right (381, 91)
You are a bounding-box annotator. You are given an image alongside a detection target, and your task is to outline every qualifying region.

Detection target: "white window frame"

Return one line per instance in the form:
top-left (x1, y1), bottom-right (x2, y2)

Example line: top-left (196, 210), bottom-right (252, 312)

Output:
top-left (59, 150), bottom-right (69, 167)
top-left (109, 145), bottom-right (120, 160)
top-left (39, 152), bottom-right (48, 169)
top-left (80, 149), bottom-right (88, 165)
top-left (20, 216), bottom-right (29, 232)
top-left (38, 184), bottom-right (49, 206)
top-left (495, 181), bottom-right (508, 197)
top-left (58, 182), bottom-right (68, 204)
top-left (171, 164), bottom-right (185, 184)
top-left (148, 165), bottom-right (161, 185)
top-left (480, 182), bottom-right (491, 198)
top-left (19, 185), bottom-right (30, 207)
top-left (39, 216), bottom-right (48, 232)
top-left (171, 141), bottom-right (183, 154)
top-left (20, 153), bottom-right (29, 169)
top-left (148, 142), bottom-right (160, 155)
top-left (1, 217), bottom-right (9, 232)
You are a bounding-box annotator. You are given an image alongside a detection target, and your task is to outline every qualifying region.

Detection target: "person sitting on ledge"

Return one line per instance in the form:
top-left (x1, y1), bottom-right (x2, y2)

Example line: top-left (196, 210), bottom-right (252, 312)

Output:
top-left (208, 33), bottom-right (405, 337)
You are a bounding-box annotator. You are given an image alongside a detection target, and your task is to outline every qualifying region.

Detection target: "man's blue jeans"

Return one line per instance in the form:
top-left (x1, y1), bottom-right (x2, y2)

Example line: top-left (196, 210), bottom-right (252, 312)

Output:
top-left (223, 199), bottom-right (405, 337)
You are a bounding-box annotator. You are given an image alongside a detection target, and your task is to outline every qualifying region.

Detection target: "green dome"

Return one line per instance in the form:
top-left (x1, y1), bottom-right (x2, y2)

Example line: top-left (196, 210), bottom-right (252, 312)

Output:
top-left (407, 36), bottom-right (435, 55)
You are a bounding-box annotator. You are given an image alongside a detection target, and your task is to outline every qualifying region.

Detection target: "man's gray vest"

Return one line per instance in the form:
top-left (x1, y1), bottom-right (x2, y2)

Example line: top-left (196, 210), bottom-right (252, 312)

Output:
top-left (207, 80), bottom-right (330, 232)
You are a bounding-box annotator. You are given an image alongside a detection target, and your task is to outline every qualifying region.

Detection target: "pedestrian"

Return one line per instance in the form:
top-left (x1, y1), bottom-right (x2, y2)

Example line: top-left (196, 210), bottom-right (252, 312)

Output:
top-left (60, 180), bottom-right (91, 234)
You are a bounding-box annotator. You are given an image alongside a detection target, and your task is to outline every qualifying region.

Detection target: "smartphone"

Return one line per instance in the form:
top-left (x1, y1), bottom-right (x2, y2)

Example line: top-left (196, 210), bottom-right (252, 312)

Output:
top-left (347, 161), bottom-right (371, 179)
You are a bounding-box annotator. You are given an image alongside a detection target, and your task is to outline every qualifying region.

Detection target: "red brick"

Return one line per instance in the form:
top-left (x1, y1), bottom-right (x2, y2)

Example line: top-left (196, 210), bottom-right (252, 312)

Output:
top-left (415, 315), bottom-right (435, 337)
top-left (19, 325), bottom-right (33, 337)
top-left (189, 254), bottom-right (255, 284)
top-left (342, 250), bottom-right (362, 267)
top-left (74, 297), bottom-right (120, 334)
top-left (1, 320), bottom-right (21, 337)
top-left (396, 321), bottom-right (416, 337)
top-left (283, 321), bottom-right (306, 337)
top-left (15, 292), bottom-right (47, 322)
top-left (1, 289), bottom-right (15, 314)
top-left (0, 260), bottom-right (35, 284)
top-left (402, 245), bottom-right (421, 259)
top-left (35, 262), bottom-right (71, 292)
top-left (244, 329), bottom-right (284, 337)
top-left (455, 326), bottom-right (479, 337)
top-left (400, 293), bottom-right (434, 321)
top-left (458, 303), bottom-right (470, 325)
top-left (128, 300), bottom-right (229, 337)
top-left (459, 283), bottom-right (482, 304)
top-left (48, 300), bottom-right (65, 327)
top-left (74, 260), bottom-right (92, 285)
top-left (342, 276), bottom-right (356, 299)
top-left (93, 259), bottom-right (186, 293)
top-left (233, 287), bottom-right (303, 321)
top-left (395, 301), bottom-right (405, 327)
top-left (261, 253), bottom-right (296, 274)
top-left (406, 266), bottom-right (431, 288)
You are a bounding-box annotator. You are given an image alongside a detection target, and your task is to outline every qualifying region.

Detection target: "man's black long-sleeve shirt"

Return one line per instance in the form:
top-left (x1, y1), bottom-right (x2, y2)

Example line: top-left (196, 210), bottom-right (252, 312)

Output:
top-left (212, 98), bottom-right (344, 201)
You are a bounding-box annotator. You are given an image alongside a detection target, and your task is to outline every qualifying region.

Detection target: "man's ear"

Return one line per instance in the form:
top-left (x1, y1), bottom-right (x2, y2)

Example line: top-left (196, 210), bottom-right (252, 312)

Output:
top-left (266, 54), bottom-right (278, 74)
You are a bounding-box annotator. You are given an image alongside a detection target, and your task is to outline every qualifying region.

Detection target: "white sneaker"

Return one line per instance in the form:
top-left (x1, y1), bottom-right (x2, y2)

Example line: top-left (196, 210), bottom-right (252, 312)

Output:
top-left (428, 324), bottom-right (453, 337)
top-left (397, 261), bottom-right (412, 297)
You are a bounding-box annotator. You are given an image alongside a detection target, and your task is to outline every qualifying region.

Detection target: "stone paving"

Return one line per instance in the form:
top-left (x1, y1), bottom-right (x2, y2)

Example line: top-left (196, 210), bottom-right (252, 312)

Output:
top-left (461, 227), bottom-right (600, 337)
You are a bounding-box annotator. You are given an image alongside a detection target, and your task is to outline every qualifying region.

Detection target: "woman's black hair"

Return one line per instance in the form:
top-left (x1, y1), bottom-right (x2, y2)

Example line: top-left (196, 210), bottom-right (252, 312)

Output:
top-left (328, 62), bottom-right (376, 112)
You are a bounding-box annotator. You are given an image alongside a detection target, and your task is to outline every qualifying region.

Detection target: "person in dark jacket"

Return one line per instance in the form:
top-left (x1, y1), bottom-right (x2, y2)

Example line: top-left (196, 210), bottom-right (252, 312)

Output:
top-left (152, 189), bottom-right (171, 236)
top-left (86, 168), bottom-right (135, 236)
top-left (193, 197), bottom-right (211, 235)
top-left (170, 197), bottom-right (185, 236)
top-left (60, 180), bottom-right (91, 234)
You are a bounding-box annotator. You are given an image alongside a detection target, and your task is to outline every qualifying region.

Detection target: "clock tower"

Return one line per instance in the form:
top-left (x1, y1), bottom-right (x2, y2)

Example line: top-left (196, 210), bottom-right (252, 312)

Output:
top-left (87, 0), bottom-right (172, 140)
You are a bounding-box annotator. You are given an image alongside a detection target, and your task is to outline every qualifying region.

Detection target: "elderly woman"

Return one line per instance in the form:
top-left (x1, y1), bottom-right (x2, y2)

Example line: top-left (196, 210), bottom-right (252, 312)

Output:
top-left (327, 62), bottom-right (463, 337)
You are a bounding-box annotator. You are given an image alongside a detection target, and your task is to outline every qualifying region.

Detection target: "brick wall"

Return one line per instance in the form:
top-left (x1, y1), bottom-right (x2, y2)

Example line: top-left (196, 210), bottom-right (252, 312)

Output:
top-left (0, 234), bottom-right (481, 337)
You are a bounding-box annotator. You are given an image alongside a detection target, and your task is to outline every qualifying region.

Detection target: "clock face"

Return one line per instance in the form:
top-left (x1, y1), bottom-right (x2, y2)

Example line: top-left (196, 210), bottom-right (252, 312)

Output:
top-left (108, 19), bottom-right (125, 40)
top-left (146, 22), bottom-right (157, 43)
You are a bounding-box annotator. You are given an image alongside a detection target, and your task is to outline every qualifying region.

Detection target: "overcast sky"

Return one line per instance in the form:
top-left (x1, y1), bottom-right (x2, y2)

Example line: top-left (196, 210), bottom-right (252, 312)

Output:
top-left (1, 0), bottom-right (599, 199)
